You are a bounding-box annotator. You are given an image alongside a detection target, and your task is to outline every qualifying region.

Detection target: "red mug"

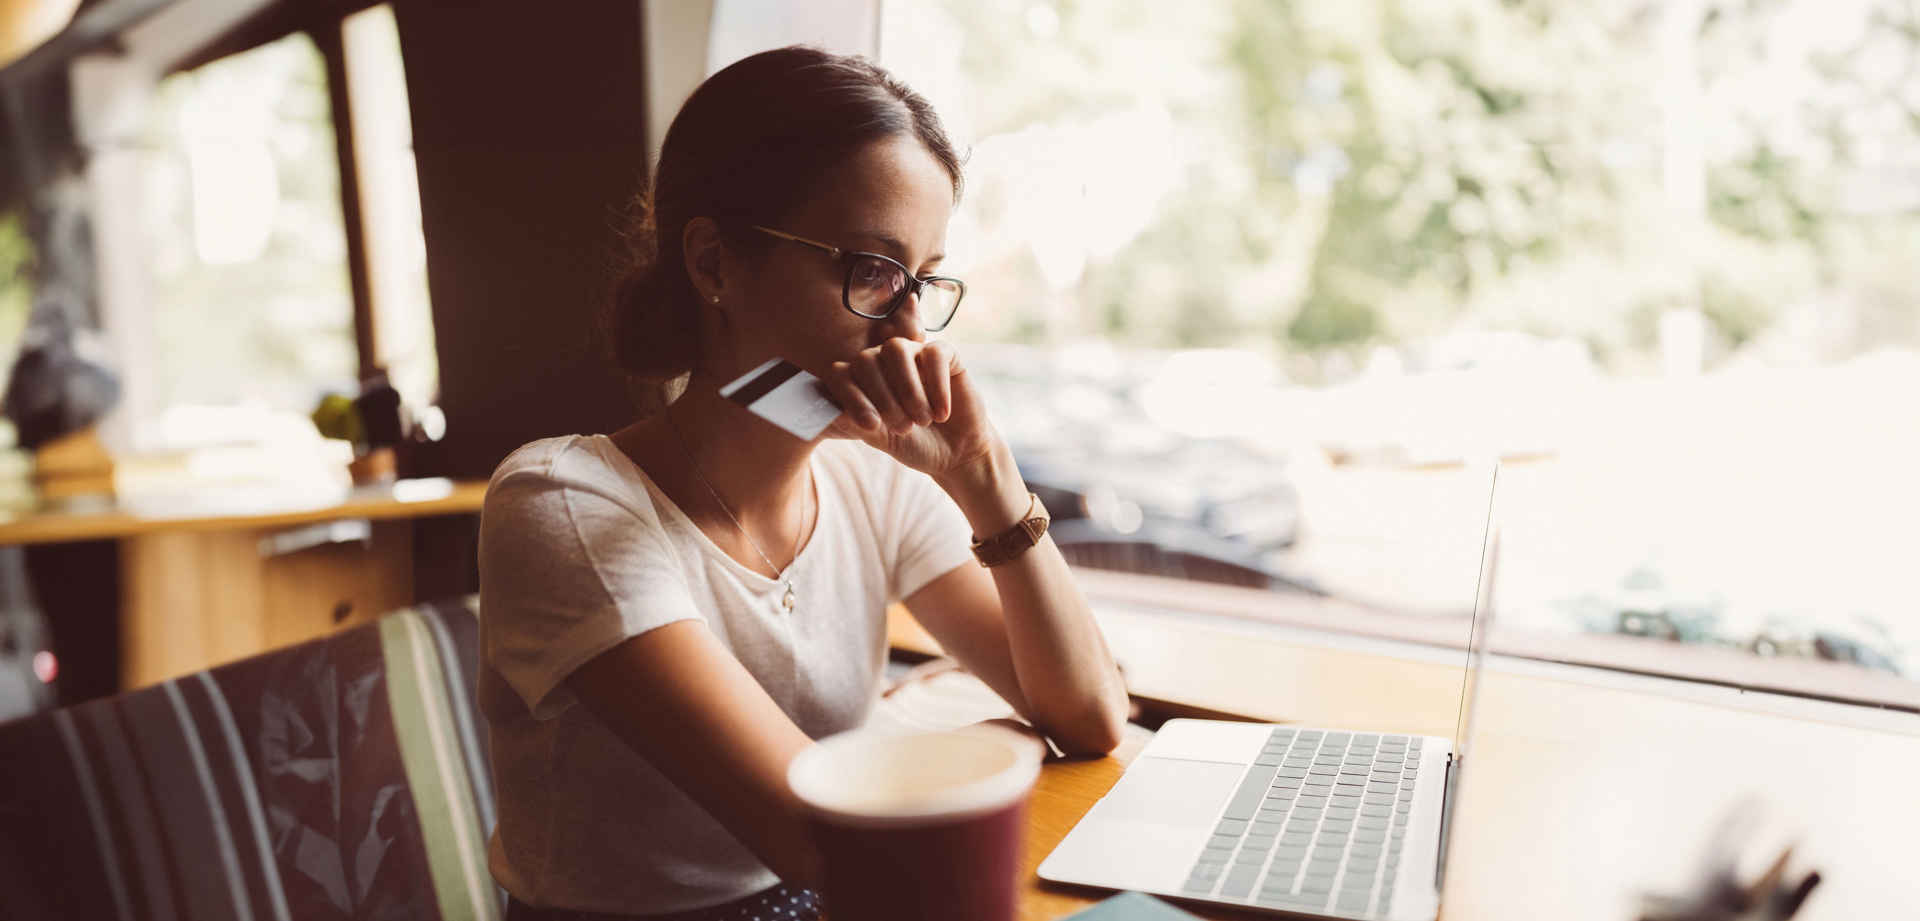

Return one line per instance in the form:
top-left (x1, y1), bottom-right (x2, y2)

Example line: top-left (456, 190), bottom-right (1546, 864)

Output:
top-left (787, 726), bottom-right (1043, 921)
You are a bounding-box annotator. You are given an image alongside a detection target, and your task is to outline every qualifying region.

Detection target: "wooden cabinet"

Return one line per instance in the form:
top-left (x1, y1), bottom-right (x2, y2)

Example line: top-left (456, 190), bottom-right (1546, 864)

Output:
top-left (0, 479), bottom-right (486, 691)
top-left (119, 519), bottom-right (417, 688)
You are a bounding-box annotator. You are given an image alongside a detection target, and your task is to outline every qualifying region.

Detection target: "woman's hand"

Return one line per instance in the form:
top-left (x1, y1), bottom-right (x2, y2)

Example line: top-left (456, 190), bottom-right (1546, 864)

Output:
top-left (819, 338), bottom-right (1002, 480)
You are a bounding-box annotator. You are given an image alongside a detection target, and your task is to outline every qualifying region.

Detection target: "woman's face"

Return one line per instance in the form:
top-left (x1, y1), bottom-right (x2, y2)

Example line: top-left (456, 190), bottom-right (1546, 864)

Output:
top-left (728, 134), bottom-right (956, 376)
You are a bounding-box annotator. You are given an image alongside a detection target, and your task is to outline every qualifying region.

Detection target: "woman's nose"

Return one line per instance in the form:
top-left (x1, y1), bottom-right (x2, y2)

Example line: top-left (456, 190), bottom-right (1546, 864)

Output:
top-left (884, 290), bottom-right (927, 342)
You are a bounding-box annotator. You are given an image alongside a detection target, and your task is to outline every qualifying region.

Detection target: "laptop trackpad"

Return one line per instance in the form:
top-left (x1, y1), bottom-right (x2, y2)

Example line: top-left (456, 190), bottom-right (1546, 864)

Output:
top-left (1089, 757), bottom-right (1246, 829)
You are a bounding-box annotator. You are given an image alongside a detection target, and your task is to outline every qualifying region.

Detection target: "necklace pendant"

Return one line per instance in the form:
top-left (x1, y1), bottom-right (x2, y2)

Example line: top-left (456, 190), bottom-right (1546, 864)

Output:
top-left (781, 583), bottom-right (796, 612)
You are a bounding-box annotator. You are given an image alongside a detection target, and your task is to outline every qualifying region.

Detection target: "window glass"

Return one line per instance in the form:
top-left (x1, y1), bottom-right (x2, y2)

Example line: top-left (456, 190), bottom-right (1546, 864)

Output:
top-left (139, 30), bottom-right (356, 425)
top-left (343, 3), bottom-right (437, 413)
top-left (881, 0), bottom-right (1920, 705)
top-left (0, 211), bottom-right (31, 386)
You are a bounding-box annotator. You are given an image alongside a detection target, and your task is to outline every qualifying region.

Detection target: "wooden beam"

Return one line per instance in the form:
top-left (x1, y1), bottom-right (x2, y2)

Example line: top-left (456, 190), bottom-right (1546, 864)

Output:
top-left (313, 18), bottom-right (377, 380)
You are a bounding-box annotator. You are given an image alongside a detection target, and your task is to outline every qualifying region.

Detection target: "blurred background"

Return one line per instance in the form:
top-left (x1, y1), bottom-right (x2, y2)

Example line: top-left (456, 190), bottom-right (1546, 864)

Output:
top-left (1, 0), bottom-right (1916, 716)
top-left (877, 0), bottom-right (1920, 711)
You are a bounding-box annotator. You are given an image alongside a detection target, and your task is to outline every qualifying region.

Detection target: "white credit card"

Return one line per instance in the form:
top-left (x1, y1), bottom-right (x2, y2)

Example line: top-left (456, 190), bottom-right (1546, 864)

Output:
top-left (720, 358), bottom-right (844, 441)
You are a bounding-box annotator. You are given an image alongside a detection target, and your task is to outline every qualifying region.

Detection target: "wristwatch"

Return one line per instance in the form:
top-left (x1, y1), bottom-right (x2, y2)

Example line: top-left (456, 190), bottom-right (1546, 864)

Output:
top-left (970, 493), bottom-right (1050, 567)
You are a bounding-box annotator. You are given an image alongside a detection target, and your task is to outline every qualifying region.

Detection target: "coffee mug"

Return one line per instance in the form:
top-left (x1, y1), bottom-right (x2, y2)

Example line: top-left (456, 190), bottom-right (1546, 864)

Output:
top-left (787, 725), bottom-right (1043, 921)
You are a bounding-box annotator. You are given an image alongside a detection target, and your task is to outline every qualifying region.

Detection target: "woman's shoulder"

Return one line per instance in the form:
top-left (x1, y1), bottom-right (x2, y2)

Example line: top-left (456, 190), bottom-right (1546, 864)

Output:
top-left (486, 434), bottom-right (654, 518)
top-left (490, 434), bottom-right (626, 483)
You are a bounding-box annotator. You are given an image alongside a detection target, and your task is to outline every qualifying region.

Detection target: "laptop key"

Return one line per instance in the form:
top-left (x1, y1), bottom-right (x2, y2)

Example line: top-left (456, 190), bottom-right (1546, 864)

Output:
top-left (1357, 816), bottom-right (1388, 830)
top-left (1222, 764), bottom-right (1279, 821)
top-left (1221, 867), bottom-right (1260, 899)
top-left (1215, 818), bottom-right (1249, 836)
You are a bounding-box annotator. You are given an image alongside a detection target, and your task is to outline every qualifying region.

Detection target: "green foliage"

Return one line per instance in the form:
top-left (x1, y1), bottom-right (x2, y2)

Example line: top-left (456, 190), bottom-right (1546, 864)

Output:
top-left (0, 210), bottom-right (33, 367)
top-left (903, 0), bottom-right (1920, 367)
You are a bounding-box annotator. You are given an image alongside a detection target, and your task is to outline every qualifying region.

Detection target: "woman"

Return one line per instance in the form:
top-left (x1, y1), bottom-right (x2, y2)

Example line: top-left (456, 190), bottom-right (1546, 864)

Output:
top-left (478, 46), bottom-right (1130, 921)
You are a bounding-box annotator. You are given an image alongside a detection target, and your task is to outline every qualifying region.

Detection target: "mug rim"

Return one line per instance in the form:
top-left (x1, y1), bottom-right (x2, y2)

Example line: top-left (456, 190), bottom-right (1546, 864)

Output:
top-left (787, 726), bottom-right (1043, 829)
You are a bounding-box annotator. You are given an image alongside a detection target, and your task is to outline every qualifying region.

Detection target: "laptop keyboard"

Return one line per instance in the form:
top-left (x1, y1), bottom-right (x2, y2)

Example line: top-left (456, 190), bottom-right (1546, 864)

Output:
top-left (1182, 728), bottom-right (1423, 917)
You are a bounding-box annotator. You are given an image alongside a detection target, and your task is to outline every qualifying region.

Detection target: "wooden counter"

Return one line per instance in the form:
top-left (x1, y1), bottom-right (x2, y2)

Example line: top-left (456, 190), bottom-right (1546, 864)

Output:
top-left (1, 478), bottom-right (487, 690)
top-left (0, 478), bottom-right (488, 545)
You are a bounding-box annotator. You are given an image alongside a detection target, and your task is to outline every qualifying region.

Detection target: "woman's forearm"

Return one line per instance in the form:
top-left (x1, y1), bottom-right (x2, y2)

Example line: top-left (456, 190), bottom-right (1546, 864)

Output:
top-left (937, 445), bottom-right (1130, 756)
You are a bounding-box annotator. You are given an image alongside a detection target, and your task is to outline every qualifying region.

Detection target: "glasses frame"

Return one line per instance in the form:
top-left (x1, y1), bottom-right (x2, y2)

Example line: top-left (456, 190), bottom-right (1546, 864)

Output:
top-left (749, 225), bottom-right (967, 332)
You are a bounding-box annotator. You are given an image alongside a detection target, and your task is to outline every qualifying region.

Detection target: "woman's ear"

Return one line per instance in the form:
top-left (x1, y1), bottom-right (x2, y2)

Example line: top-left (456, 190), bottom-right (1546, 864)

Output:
top-left (682, 217), bottom-right (730, 308)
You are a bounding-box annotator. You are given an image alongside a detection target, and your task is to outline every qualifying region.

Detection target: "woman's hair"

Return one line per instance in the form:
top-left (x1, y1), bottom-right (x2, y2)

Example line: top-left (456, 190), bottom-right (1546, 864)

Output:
top-left (606, 46), bottom-right (963, 409)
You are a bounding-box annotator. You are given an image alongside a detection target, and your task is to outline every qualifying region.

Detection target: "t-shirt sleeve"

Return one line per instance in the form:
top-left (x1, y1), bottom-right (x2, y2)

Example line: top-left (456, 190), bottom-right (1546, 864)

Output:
top-left (884, 460), bottom-right (977, 602)
top-left (479, 449), bottom-right (705, 720)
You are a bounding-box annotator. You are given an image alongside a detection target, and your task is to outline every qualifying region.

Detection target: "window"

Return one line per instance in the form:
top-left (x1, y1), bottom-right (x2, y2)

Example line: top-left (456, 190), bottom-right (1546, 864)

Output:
top-left (0, 209), bottom-right (32, 463)
top-left (341, 3), bottom-right (436, 413)
top-left (880, 0), bottom-right (1920, 707)
top-left (113, 7), bottom-right (436, 479)
top-left (0, 210), bottom-right (30, 386)
top-left (137, 30), bottom-right (357, 439)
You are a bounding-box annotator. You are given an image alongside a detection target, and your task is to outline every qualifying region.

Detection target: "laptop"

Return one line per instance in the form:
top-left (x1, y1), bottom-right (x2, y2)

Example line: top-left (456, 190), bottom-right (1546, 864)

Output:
top-left (1039, 468), bottom-right (1501, 920)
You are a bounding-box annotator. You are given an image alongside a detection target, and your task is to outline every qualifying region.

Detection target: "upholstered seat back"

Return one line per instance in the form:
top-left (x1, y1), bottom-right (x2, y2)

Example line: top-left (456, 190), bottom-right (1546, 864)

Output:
top-left (0, 598), bottom-right (500, 921)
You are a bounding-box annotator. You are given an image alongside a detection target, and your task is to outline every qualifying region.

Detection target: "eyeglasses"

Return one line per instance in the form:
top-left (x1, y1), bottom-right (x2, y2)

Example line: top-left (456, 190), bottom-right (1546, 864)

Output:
top-left (749, 225), bottom-right (967, 332)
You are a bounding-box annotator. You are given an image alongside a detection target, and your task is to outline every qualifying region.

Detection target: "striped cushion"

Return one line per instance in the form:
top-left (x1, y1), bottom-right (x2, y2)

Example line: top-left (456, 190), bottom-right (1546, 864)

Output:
top-left (0, 597), bottom-right (500, 921)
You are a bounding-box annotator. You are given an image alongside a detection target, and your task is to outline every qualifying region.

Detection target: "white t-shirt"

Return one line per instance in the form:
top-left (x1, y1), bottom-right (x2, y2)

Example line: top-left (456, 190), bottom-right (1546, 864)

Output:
top-left (476, 433), bottom-right (974, 914)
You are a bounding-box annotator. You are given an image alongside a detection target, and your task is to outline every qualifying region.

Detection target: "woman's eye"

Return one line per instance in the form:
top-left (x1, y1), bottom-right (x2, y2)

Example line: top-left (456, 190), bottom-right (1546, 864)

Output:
top-left (852, 260), bottom-right (895, 288)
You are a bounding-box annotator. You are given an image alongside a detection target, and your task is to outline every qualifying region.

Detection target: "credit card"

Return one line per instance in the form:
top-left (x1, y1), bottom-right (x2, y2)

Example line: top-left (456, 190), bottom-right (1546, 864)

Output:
top-left (720, 358), bottom-right (844, 441)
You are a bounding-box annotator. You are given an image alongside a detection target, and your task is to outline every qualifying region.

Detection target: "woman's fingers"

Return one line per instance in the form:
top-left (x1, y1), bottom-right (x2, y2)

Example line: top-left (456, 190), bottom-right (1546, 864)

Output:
top-left (916, 340), bottom-right (954, 424)
top-left (851, 354), bottom-right (908, 432)
top-left (881, 339), bottom-right (933, 427)
top-left (833, 338), bottom-right (953, 435)
top-left (824, 361), bottom-right (884, 435)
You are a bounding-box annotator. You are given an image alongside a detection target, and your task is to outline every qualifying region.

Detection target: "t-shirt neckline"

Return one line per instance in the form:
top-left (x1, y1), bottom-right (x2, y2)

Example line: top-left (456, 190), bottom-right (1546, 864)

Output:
top-left (587, 432), bottom-right (828, 588)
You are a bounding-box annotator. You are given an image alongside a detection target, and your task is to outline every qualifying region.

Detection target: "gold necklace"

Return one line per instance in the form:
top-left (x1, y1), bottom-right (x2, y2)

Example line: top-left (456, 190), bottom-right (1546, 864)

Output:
top-left (666, 411), bottom-right (807, 613)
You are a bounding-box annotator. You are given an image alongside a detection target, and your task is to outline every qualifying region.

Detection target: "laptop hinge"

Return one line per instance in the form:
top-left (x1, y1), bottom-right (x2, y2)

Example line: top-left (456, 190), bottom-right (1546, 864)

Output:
top-left (1434, 752), bottom-right (1457, 890)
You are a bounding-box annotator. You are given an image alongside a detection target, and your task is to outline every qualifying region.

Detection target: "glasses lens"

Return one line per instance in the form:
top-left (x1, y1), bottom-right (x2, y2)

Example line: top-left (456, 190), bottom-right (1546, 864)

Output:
top-left (845, 255), bottom-right (908, 317)
top-left (921, 278), bottom-right (964, 330)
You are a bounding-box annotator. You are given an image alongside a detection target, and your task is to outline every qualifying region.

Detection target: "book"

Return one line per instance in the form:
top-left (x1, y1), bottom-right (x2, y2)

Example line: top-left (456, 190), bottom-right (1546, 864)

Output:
top-left (1059, 891), bottom-right (1203, 920)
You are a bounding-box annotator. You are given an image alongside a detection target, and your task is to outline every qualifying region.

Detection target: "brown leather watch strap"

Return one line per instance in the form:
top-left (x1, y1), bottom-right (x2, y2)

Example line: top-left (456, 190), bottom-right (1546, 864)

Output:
top-left (970, 493), bottom-right (1050, 567)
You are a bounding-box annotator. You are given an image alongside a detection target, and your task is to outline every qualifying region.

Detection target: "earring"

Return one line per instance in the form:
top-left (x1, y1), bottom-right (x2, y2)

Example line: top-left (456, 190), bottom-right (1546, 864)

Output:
top-left (709, 295), bottom-right (720, 304)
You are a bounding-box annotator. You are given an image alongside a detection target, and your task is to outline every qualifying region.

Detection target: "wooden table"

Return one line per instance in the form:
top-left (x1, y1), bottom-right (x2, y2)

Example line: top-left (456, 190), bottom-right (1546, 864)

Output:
top-left (0, 478), bottom-right (487, 689)
top-left (895, 589), bottom-right (1920, 920)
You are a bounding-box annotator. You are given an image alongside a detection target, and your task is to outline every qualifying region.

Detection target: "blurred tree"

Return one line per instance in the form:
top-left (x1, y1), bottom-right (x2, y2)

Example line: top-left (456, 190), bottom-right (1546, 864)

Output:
top-left (898, 0), bottom-right (1920, 369)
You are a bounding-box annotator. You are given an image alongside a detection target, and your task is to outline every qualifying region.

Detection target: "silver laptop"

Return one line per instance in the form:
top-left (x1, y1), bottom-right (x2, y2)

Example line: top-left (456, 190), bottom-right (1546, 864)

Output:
top-left (1039, 470), bottom-right (1501, 920)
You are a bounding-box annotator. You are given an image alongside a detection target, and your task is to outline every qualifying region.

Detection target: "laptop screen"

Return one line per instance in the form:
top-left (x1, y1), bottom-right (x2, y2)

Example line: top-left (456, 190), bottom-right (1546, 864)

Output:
top-left (1452, 464), bottom-right (1502, 767)
top-left (1438, 462), bottom-right (1500, 885)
